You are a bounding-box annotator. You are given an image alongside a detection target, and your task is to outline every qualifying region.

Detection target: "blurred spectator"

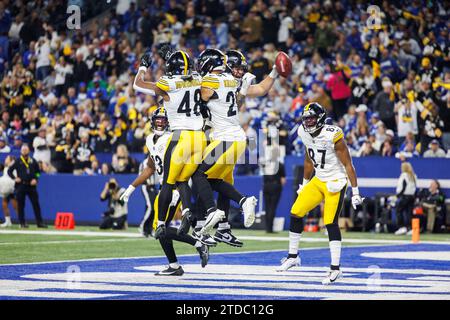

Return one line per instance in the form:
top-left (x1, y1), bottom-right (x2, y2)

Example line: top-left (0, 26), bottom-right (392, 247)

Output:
top-left (111, 144), bottom-right (137, 174)
top-left (418, 180), bottom-right (447, 233)
top-left (423, 140), bottom-right (446, 158)
top-left (372, 77), bottom-right (396, 131)
top-left (72, 132), bottom-right (94, 175)
top-left (32, 127), bottom-right (51, 164)
top-left (394, 162), bottom-right (417, 236)
top-left (0, 136), bottom-right (10, 153)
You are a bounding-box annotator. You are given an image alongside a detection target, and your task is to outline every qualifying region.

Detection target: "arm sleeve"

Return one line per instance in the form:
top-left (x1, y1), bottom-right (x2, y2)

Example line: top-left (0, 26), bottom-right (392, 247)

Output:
top-left (201, 75), bottom-right (220, 90)
top-left (396, 174), bottom-right (407, 196)
top-left (155, 77), bottom-right (171, 92)
top-left (332, 127), bottom-right (344, 144)
top-left (7, 163), bottom-right (16, 180)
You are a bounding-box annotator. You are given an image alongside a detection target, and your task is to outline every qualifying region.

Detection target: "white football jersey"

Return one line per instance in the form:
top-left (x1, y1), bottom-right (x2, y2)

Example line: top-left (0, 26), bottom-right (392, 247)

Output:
top-left (156, 74), bottom-right (203, 131)
top-left (202, 72), bottom-right (246, 141)
top-left (145, 131), bottom-right (171, 184)
top-left (298, 124), bottom-right (347, 182)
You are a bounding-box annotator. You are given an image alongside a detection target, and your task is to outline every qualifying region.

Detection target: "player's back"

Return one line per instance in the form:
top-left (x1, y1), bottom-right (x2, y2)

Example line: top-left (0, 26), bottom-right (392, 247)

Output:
top-left (156, 74), bottom-right (203, 131)
top-left (298, 124), bottom-right (347, 181)
top-left (202, 72), bottom-right (245, 141)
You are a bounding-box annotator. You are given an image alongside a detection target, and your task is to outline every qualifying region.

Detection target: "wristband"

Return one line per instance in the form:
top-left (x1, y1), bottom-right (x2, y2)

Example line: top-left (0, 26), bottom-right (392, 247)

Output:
top-left (352, 187), bottom-right (359, 195)
top-left (269, 67), bottom-right (278, 79)
top-left (128, 185), bottom-right (136, 192)
top-left (302, 178), bottom-right (310, 186)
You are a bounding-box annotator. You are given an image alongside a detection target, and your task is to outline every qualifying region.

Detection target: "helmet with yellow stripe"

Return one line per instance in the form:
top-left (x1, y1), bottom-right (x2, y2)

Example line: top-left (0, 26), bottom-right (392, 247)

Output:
top-left (151, 107), bottom-right (169, 136)
top-left (165, 50), bottom-right (192, 79)
top-left (301, 102), bottom-right (326, 134)
top-left (197, 48), bottom-right (227, 76)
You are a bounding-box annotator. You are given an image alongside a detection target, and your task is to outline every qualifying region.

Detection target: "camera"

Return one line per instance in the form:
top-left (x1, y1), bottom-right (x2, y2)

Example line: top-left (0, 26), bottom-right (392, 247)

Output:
top-left (108, 182), bottom-right (117, 190)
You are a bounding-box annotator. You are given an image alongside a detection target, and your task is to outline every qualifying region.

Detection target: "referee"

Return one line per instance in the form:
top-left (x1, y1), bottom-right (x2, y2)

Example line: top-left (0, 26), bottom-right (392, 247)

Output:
top-left (7, 144), bottom-right (47, 228)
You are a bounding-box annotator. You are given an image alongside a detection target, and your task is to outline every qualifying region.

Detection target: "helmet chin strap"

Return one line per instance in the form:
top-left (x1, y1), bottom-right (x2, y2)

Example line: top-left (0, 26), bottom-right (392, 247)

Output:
top-left (154, 129), bottom-right (166, 136)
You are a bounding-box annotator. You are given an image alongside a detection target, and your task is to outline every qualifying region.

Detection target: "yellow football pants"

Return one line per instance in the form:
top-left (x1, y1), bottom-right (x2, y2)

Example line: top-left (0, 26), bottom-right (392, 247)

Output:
top-left (291, 176), bottom-right (347, 225)
top-left (163, 130), bottom-right (206, 184)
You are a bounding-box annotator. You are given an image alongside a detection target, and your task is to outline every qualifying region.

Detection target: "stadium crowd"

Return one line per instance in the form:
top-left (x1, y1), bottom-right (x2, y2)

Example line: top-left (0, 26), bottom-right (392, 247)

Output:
top-left (0, 0), bottom-right (448, 177)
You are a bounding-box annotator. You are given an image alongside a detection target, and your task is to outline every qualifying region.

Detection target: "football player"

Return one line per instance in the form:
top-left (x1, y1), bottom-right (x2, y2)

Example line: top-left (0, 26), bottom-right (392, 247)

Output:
top-left (120, 107), bottom-right (209, 276)
top-left (132, 50), bottom-right (208, 239)
top-left (191, 48), bottom-right (282, 238)
top-left (276, 102), bottom-right (364, 285)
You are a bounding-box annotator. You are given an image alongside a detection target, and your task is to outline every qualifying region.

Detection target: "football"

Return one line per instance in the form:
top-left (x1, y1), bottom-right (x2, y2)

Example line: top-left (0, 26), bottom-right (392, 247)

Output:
top-left (275, 51), bottom-right (292, 77)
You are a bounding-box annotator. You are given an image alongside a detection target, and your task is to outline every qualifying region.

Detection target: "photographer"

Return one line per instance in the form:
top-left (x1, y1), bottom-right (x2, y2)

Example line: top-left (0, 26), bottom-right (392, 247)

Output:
top-left (99, 178), bottom-right (128, 230)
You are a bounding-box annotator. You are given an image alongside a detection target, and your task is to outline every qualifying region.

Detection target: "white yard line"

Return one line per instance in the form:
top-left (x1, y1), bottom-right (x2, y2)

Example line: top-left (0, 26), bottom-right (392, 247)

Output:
top-left (1, 229), bottom-right (450, 245)
top-left (0, 238), bottom-right (144, 246)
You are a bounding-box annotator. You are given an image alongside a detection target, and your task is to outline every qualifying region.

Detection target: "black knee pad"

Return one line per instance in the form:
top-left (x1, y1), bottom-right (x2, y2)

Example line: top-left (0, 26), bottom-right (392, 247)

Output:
top-left (290, 215), bottom-right (304, 234)
top-left (326, 223), bottom-right (342, 241)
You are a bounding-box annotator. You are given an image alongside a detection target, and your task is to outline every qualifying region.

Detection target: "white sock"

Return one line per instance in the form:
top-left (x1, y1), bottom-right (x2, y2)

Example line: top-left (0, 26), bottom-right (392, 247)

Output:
top-left (157, 221), bottom-right (165, 227)
top-left (169, 262), bottom-right (180, 269)
top-left (182, 208), bottom-right (190, 216)
top-left (5, 217), bottom-right (11, 224)
top-left (288, 231), bottom-right (302, 255)
top-left (196, 220), bottom-right (205, 229)
top-left (218, 222), bottom-right (230, 230)
top-left (329, 240), bottom-right (342, 268)
top-left (194, 241), bottom-right (202, 248)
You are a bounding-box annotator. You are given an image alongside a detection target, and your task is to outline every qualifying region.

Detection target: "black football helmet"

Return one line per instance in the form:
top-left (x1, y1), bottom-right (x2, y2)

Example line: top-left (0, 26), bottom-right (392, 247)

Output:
top-left (165, 50), bottom-right (192, 78)
top-left (226, 50), bottom-right (248, 78)
top-left (197, 48), bottom-right (226, 76)
top-left (151, 107), bottom-right (169, 135)
top-left (301, 102), bottom-right (326, 134)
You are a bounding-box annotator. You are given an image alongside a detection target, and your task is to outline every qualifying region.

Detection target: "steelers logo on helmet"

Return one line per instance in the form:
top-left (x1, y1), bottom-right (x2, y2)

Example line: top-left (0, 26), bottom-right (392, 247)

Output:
top-left (151, 107), bottom-right (169, 136)
top-left (165, 50), bottom-right (192, 79)
top-left (301, 102), bottom-right (326, 134)
top-left (197, 48), bottom-right (227, 76)
top-left (226, 50), bottom-right (248, 78)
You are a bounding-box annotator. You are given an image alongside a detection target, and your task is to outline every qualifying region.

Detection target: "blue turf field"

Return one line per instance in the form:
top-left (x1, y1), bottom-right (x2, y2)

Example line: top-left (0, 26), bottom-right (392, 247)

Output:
top-left (1, 244), bottom-right (450, 300)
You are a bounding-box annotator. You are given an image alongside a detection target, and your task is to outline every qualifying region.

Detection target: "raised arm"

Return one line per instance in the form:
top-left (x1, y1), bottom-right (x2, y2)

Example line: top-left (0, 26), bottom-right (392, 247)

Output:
top-left (133, 52), bottom-right (168, 100)
top-left (244, 67), bottom-right (279, 98)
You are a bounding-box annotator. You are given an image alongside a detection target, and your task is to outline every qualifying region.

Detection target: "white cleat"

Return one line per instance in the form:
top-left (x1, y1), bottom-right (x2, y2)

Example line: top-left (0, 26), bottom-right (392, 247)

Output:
top-left (276, 256), bottom-right (301, 272)
top-left (200, 209), bottom-right (225, 235)
top-left (0, 220), bottom-right (12, 228)
top-left (242, 196), bottom-right (257, 228)
top-left (322, 269), bottom-right (343, 285)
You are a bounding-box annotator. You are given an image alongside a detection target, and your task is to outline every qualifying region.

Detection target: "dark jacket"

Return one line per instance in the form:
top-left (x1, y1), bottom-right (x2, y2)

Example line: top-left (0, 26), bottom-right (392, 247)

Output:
top-left (8, 156), bottom-right (41, 185)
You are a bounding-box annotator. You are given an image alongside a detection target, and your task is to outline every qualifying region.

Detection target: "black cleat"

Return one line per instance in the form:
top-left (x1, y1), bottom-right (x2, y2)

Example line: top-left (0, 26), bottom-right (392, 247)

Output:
top-left (20, 223), bottom-right (29, 229)
top-left (192, 229), bottom-right (218, 247)
top-left (196, 244), bottom-right (209, 268)
top-left (177, 210), bottom-right (192, 235)
top-left (214, 229), bottom-right (244, 247)
top-left (37, 223), bottom-right (48, 228)
top-left (154, 266), bottom-right (184, 276)
top-left (154, 224), bottom-right (166, 239)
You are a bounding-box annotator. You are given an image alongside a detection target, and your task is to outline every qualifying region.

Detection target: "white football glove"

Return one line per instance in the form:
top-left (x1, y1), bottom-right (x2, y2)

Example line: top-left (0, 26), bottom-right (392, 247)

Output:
top-left (170, 189), bottom-right (180, 207)
top-left (296, 179), bottom-right (310, 195)
top-left (269, 65), bottom-right (279, 78)
top-left (120, 185), bottom-right (135, 203)
top-left (239, 72), bottom-right (256, 96)
top-left (351, 187), bottom-right (364, 210)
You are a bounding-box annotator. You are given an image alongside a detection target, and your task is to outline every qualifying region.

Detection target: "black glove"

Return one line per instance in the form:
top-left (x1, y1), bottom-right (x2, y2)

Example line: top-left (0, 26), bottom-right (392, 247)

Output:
top-left (200, 103), bottom-right (211, 120)
top-left (140, 51), bottom-right (153, 69)
top-left (158, 44), bottom-right (173, 61)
